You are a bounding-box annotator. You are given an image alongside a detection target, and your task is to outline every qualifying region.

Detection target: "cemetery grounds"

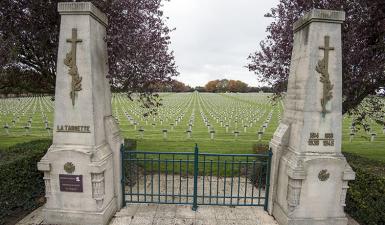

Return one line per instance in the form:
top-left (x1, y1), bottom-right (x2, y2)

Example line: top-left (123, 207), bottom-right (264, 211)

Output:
top-left (0, 92), bottom-right (384, 162)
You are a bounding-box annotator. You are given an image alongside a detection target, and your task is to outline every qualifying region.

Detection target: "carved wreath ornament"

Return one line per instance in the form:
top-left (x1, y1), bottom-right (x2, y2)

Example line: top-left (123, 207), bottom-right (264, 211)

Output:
top-left (318, 169), bottom-right (330, 181)
top-left (64, 162), bottom-right (75, 174)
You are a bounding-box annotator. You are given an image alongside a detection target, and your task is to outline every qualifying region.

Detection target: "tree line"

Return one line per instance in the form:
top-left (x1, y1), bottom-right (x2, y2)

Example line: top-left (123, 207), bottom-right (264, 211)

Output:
top-left (148, 79), bottom-right (272, 93)
top-left (202, 79), bottom-right (271, 93)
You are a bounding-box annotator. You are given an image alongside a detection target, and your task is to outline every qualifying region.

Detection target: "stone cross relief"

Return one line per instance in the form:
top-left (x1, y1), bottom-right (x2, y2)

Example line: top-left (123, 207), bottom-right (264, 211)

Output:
top-left (315, 35), bottom-right (334, 117)
top-left (64, 28), bottom-right (82, 107)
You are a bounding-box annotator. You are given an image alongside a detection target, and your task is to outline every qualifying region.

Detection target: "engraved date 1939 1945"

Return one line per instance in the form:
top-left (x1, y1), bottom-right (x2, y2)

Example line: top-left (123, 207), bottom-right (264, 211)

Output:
top-left (308, 132), bottom-right (334, 146)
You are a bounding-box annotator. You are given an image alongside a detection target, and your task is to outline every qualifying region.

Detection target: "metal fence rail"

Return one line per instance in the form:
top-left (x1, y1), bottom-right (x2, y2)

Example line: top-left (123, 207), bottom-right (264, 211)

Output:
top-left (121, 144), bottom-right (272, 211)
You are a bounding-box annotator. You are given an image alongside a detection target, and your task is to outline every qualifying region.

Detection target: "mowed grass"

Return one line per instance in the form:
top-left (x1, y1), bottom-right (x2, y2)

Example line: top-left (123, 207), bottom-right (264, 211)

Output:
top-left (116, 92), bottom-right (280, 155)
top-left (0, 136), bottom-right (50, 148)
top-left (0, 93), bottom-right (384, 163)
top-left (342, 142), bottom-right (385, 162)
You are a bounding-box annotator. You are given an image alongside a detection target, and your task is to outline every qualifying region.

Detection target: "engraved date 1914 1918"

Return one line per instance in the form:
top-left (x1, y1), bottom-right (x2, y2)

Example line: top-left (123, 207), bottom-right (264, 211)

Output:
top-left (308, 132), bottom-right (334, 146)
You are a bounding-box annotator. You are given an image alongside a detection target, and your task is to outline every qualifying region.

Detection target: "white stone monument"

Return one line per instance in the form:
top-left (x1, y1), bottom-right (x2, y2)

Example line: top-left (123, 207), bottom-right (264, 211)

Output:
top-left (268, 9), bottom-right (355, 225)
top-left (38, 2), bottom-right (123, 225)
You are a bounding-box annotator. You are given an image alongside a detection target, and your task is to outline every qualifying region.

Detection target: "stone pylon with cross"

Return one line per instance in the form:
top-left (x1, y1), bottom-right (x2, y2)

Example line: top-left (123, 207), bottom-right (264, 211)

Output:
top-left (38, 2), bottom-right (123, 225)
top-left (268, 9), bottom-right (355, 225)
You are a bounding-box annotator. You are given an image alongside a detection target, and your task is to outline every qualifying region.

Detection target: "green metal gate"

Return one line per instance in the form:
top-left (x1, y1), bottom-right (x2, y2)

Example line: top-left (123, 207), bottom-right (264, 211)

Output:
top-left (121, 144), bottom-right (272, 211)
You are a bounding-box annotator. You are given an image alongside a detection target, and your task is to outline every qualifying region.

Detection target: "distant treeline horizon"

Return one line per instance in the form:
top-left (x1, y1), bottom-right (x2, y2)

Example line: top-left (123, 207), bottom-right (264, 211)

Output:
top-left (0, 79), bottom-right (273, 98)
top-left (123, 79), bottom-right (273, 93)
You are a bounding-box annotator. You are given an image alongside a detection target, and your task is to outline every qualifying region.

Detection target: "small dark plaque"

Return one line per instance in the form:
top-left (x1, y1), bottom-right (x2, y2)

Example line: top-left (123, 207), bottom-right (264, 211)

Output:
top-left (59, 174), bottom-right (83, 192)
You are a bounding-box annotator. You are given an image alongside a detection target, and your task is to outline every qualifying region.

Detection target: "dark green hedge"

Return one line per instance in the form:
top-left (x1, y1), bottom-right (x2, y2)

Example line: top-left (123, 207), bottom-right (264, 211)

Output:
top-left (123, 139), bottom-right (138, 187)
top-left (0, 140), bottom-right (51, 224)
top-left (344, 152), bottom-right (385, 225)
top-left (123, 138), bottom-right (137, 151)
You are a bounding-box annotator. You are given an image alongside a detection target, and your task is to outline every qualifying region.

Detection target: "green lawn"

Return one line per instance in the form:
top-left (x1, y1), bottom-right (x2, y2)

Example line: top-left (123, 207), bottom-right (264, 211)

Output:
top-left (0, 93), bottom-right (384, 163)
top-left (342, 142), bottom-right (385, 163)
top-left (0, 136), bottom-right (50, 149)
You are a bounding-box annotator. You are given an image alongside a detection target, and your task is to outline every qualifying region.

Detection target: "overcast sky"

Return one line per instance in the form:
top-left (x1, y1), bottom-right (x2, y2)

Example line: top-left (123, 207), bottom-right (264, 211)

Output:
top-left (162, 0), bottom-right (278, 87)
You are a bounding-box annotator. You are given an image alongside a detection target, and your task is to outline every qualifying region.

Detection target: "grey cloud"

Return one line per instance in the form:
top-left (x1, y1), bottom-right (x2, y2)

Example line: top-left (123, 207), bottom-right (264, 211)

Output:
top-left (163, 0), bottom-right (278, 87)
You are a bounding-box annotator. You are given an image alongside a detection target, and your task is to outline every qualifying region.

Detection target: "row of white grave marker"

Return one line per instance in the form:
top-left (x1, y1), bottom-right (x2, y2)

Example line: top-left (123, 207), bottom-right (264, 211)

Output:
top-left (111, 92), bottom-right (285, 141)
top-left (0, 94), bottom-right (383, 142)
top-left (0, 97), bottom-right (53, 136)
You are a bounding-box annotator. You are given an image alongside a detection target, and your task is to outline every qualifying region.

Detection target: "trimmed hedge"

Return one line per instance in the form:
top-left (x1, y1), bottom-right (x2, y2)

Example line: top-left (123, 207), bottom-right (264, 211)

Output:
top-left (248, 143), bottom-right (270, 187)
top-left (123, 139), bottom-right (139, 187)
top-left (0, 140), bottom-right (51, 224)
top-left (344, 152), bottom-right (385, 225)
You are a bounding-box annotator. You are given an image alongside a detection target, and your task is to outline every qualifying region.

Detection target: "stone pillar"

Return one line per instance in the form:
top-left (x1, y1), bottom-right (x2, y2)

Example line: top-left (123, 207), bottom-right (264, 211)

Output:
top-left (37, 2), bottom-right (123, 225)
top-left (268, 9), bottom-right (355, 225)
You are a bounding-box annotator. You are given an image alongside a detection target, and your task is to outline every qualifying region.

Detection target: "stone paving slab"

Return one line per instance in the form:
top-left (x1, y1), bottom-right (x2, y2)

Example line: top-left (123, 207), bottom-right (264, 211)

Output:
top-left (16, 204), bottom-right (277, 225)
top-left (111, 204), bottom-right (278, 225)
top-left (16, 204), bottom-right (360, 225)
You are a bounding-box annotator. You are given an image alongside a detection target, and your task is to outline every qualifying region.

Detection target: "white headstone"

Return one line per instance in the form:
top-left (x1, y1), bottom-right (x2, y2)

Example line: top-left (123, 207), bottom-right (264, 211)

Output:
top-left (38, 2), bottom-right (123, 225)
top-left (268, 9), bottom-right (355, 225)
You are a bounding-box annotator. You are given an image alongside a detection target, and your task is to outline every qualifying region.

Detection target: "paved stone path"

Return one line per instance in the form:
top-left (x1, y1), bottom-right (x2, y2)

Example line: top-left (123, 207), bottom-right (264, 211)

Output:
top-left (111, 204), bottom-right (278, 225)
top-left (17, 204), bottom-right (278, 225)
top-left (16, 203), bottom-right (360, 225)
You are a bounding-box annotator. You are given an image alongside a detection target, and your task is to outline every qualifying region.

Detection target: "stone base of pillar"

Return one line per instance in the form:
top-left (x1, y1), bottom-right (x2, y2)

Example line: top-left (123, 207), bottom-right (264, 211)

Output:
top-left (43, 197), bottom-right (117, 225)
top-left (38, 143), bottom-right (117, 225)
top-left (272, 150), bottom-right (354, 225)
top-left (273, 203), bottom-right (348, 225)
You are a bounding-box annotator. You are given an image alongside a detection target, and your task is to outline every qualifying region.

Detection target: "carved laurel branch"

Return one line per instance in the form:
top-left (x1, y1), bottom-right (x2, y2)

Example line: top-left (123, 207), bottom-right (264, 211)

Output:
top-left (316, 58), bottom-right (333, 115)
top-left (64, 52), bottom-right (72, 67)
top-left (70, 65), bottom-right (82, 92)
top-left (65, 50), bottom-right (82, 102)
top-left (315, 58), bottom-right (325, 75)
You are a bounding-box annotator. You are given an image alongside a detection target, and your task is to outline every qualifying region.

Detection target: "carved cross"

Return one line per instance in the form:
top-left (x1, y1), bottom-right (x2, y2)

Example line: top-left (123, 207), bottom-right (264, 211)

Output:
top-left (64, 28), bottom-right (83, 106)
top-left (319, 36), bottom-right (334, 73)
top-left (67, 28), bottom-right (82, 68)
top-left (316, 36), bottom-right (334, 117)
